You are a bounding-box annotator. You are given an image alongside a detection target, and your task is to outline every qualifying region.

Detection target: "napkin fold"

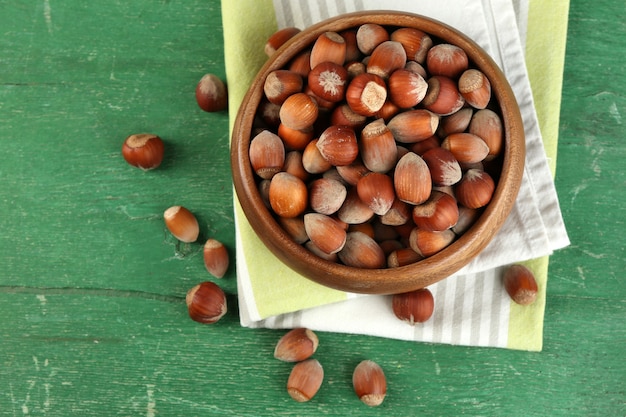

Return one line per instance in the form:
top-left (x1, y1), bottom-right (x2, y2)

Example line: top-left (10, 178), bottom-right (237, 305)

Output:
top-left (223, 0), bottom-right (570, 351)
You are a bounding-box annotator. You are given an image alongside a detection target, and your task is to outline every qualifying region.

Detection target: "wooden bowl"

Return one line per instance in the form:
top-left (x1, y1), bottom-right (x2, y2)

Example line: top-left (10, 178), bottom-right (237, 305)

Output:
top-left (231, 11), bottom-right (525, 294)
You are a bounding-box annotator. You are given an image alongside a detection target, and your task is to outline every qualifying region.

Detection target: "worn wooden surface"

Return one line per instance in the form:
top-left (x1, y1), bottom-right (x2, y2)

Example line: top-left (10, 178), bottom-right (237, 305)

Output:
top-left (1, 1), bottom-right (624, 416)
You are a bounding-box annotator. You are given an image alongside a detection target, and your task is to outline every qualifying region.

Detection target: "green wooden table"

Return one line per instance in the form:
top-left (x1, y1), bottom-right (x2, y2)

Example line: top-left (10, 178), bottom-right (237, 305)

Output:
top-left (1, 1), bottom-right (624, 416)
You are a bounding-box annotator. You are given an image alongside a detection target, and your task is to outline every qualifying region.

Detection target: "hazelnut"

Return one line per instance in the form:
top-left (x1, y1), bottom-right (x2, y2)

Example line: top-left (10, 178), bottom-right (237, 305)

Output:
top-left (360, 119), bottom-right (398, 173)
top-left (388, 68), bottom-right (428, 109)
top-left (455, 168), bottom-right (495, 209)
top-left (340, 29), bottom-right (361, 62)
top-left (316, 125), bottom-right (359, 166)
top-left (345, 73), bottom-right (387, 117)
top-left (121, 133), bottom-right (164, 170)
top-left (438, 107), bottom-right (474, 136)
top-left (302, 139), bottom-right (333, 174)
top-left (468, 108), bottom-right (504, 159)
top-left (283, 151), bottom-right (309, 182)
top-left (503, 264), bottom-right (538, 305)
top-left (277, 216), bottom-right (309, 245)
top-left (195, 74), bottom-right (228, 112)
top-left (203, 239), bottom-right (229, 278)
top-left (309, 177), bottom-right (347, 215)
top-left (387, 247), bottom-right (423, 268)
top-left (392, 288), bottom-right (435, 323)
top-left (422, 75), bottom-right (465, 116)
top-left (338, 232), bottom-right (386, 269)
top-left (393, 152), bottom-right (432, 205)
top-left (304, 213), bottom-right (347, 255)
top-left (263, 70), bottom-right (304, 105)
top-left (366, 40), bottom-right (407, 79)
top-left (409, 228), bottom-right (455, 257)
top-left (186, 281), bottom-right (227, 324)
top-left (390, 27), bottom-right (433, 63)
top-left (459, 68), bottom-right (491, 109)
top-left (287, 359), bottom-right (324, 402)
top-left (380, 198), bottom-right (411, 226)
top-left (310, 31), bottom-right (347, 68)
top-left (249, 130), bottom-right (285, 180)
top-left (335, 159), bottom-right (370, 186)
top-left (440, 132), bottom-right (490, 164)
top-left (163, 205), bottom-right (199, 243)
top-left (336, 188), bottom-right (375, 225)
top-left (330, 103), bottom-right (368, 130)
top-left (387, 109), bottom-right (439, 143)
top-left (352, 360), bottom-right (387, 407)
top-left (277, 123), bottom-right (314, 151)
top-left (422, 147), bottom-right (462, 187)
top-left (308, 61), bottom-right (348, 102)
top-left (265, 27), bottom-right (301, 56)
top-left (356, 23), bottom-right (389, 55)
top-left (279, 92), bottom-right (319, 130)
top-left (274, 328), bottom-right (319, 362)
top-left (356, 172), bottom-right (396, 216)
top-left (288, 50), bottom-right (312, 78)
top-left (426, 43), bottom-right (469, 78)
top-left (412, 190), bottom-right (459, 232)
top-left (268, 172), bottom-right (308, 218)
top-left (452, 205), bottom-right (481, 235)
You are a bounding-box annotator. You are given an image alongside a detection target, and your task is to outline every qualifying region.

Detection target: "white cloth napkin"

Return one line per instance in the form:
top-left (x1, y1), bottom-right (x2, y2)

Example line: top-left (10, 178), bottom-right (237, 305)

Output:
top-left (224, 0), bottom-right (570, 350)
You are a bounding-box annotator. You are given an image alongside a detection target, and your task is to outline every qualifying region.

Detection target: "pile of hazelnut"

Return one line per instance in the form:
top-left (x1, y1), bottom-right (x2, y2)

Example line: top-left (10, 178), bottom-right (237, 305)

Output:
top-left (252, 24), bottom-right (505, 270)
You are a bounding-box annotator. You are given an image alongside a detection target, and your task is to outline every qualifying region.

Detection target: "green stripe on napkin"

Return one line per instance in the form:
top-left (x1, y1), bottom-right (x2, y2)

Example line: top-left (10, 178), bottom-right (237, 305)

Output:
top-left (511, 0), bottom-right (570, 350)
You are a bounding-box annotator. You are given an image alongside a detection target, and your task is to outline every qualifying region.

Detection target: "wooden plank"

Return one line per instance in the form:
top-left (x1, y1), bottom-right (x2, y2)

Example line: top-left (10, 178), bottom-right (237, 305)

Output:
top-left (0, 0), bottom-right (624, 415)
top-left (1, 291), bottom-right (623, 415)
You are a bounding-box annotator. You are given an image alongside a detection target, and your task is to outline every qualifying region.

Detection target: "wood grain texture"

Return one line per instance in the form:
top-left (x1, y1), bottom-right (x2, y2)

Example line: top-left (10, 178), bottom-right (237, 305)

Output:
top-left (1, 0), bottom-right (624, 416)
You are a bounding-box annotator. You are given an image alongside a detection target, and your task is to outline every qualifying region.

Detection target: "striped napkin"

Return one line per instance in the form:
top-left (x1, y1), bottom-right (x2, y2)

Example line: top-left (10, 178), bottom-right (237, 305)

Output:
top-left (222, 0), bottom-right (570, 351)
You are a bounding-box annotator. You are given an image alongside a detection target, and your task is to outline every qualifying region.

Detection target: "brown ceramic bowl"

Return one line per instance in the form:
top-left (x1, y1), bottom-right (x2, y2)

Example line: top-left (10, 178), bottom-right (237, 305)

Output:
top-left (231, 11), bottom-right (525, 294)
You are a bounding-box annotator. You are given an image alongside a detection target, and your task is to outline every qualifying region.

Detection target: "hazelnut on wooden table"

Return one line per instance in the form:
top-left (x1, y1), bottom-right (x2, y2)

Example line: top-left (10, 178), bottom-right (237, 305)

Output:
top-left (195, 73), bottom-right (228, 112)
top-left (274, 328), bottom-right (319, 362)
top-left (121, 133), bottom-right (164, 170)
top-left (163, 205), bottom-right (199, 243)
top-left (287, 359), bottom-right (324, 402)
top-left (352, 360), bottom-right (387, 406)
top-left (185, 281), bottom-right (227, 324)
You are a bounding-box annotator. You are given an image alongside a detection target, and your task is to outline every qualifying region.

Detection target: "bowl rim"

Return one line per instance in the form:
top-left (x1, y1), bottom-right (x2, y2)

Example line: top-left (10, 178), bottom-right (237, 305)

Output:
top-left (231, 10), bottom-right (525, 294)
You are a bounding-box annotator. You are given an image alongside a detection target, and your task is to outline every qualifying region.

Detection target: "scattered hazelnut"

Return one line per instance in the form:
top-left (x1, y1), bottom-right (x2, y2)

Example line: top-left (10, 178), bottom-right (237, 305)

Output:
top-left (287, 359), bottom-right (324, 402)
top-left (195, 73), bottom-right (228, 112)
top-left (274, 328), bottom-right (319, 362)
top-left (503, 264), bottom-right (538, 305)
top-left (163, 205), bottom-right (200, 243)
top-left (121, 133), bottom-right (164, 170)
top-left (186, 281), bottom-right (227, 324)
top-left (203, 239), bottom-right (229, 278)
top-left (352, 360), bottom-right (387, 406)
